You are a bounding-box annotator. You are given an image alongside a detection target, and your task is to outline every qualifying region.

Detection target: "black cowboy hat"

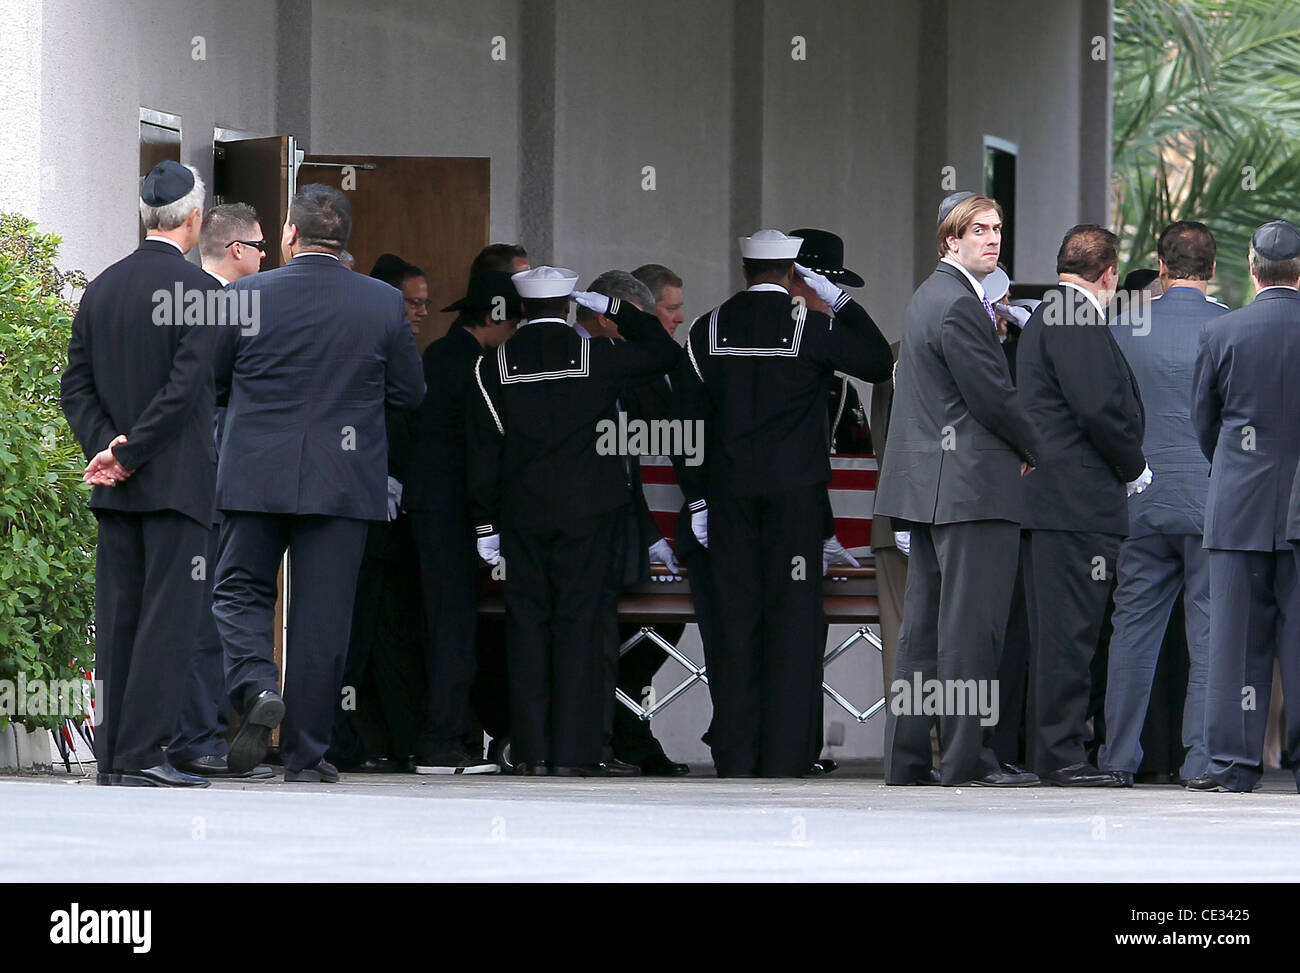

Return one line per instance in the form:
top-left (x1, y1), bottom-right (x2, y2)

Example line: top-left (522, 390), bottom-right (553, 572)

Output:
top-left (788, 228), bottom-right (864, 287)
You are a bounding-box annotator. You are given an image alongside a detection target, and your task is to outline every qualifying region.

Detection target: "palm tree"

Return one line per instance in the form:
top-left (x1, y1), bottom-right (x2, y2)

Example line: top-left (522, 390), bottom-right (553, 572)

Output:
top-left (1113, 0), bottom-right (1300, 306)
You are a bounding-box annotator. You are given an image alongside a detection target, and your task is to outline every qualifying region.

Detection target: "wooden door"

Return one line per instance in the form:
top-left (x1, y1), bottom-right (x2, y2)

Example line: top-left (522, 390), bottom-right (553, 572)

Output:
top-left (213, 136), bottom-right (294, 270)
top-left (139, 115), bottom-right (180, 245)
top-left (297, 155), bottom-right (490, 350)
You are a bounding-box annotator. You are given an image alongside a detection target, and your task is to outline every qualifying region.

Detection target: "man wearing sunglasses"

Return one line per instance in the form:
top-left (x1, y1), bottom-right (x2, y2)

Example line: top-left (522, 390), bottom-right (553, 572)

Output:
top-left (198, 203), bottom-right (267, 286)
top-left (167, 202), bottom-right (272, 780)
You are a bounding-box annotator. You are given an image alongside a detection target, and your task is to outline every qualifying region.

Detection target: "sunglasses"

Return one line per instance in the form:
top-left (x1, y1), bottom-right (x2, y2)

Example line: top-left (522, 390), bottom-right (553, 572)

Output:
top-left (225, 239), bottom-right (268, 253)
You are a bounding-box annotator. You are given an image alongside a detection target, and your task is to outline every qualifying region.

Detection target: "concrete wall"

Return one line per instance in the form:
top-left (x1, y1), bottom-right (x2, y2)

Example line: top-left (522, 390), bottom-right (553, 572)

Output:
top-left (6, 0), bottom-right (1111, 763)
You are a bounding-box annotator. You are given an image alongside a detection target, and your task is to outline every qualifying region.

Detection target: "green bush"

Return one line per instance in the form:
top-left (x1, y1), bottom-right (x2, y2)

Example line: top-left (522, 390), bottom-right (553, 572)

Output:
top-left (0, 213), bottom-right (95, 732)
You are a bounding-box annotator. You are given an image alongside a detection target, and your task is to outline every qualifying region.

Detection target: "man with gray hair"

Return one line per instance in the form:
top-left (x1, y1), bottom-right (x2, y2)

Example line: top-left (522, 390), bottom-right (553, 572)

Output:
top-left (61, 160), bottom-right (222, 787)
top-left (1191, 219), bottom-right (1300, 792)
top-left (577, 271), bottom-right (689, 776)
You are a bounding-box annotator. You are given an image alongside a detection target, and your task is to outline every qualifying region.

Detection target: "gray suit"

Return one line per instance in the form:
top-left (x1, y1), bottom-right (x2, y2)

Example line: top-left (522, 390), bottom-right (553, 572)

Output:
top-left (875, 262), bottom-right (1041, 785)
top-left (1099, 286), bottom-right (1227, 779)
top-left (1192, 285), bottom-right (1300, 790)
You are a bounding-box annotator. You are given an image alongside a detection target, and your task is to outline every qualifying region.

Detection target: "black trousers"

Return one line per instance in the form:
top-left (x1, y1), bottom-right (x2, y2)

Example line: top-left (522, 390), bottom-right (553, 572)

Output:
top-left (1024, 528), bottom-right (1120, 773)
top-left (93, 510), bottom-right (209, 774)
top-left (502, 512), bottom-right (619, 766)
top-left (410, 508), bottom-right (479, 753)
top-left (329, 517), bottom-right (425, 767)
top-left (709, 484), bottom-right (826, 777)
top-left (990, 543), bottom-right (1029, 766)
top-left (884, 519), bottom-right (1019, 785)
top-left (213, 511), bottom-right (369, 772)
top-left (169, 522), bottom-right (228, 763)
top-left (1204, 548), bottom-right (1300, 790)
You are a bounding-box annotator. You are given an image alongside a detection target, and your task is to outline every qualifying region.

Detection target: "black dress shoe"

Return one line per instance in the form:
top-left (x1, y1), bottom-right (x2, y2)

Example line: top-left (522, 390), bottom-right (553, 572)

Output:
top-left (284, 759), bottom-right (339, 783)
top-left (971, 768), bottom-right (1039, 787)
top-left (1000, 761), bottom-right (1031, 776)
top-left (552, 764), bottom-right (604, 777)
top-left (174, 754), bottom-right (273, 779)
top-left (228, 690), bottom-right (285, 774)
top-left (638, 754), bottom-right (689, 777)
top-left (95, 772), bottom-right (120, 786)
top-left (1110, 770), bottom-right (1135, 787)
top-left (915, 768), bottom-right (943, 785)
top-left (815, 757), bottom-right (839, 774)
top-left (514, 761), bottom-right (551, 776)
top-left (599, 759), bottom-right (642, 777)
top-left (1041, 762), bottom-right (1119, 787)
top-left (118, 763), bottom-right (211, 788)
top-left (1186, 774), bottom-right (1239, 792)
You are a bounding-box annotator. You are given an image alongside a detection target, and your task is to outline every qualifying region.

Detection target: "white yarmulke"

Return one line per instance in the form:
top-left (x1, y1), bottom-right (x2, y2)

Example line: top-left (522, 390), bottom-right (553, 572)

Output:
top-left (739, 229), bottom-right (803, 260)
top-left (511, 265), bottom-right (579, 298)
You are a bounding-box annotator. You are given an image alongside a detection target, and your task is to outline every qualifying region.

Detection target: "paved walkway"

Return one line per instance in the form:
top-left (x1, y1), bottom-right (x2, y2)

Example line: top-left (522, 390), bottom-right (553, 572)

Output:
top-left (4, 768), bottom-right (1298, 881)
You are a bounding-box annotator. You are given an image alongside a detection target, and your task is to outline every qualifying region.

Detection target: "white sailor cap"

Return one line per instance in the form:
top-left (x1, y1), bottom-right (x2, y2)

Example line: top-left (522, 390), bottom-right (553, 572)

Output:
top-left (983, 266), bottom-right (1011, 303)
top-left (739, 229), bottom-right (803, 260)
top-left (511, 265), bottom-right (579, 298)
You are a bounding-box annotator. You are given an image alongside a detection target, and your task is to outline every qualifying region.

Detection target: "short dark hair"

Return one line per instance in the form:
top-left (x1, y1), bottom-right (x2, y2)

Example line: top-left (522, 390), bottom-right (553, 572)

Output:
top-left (742, 257), bottom-right (794, 280)
top-left (199, 202), bottom-right (259, 262)
top-left (369, 253), bottom-right (424, 289)
top-left (288, 183), bottom-right (351, 251)
top-left (1121, 268), bottom-right (1159, 292)
top-left (1157, 221), bottom-right (1216, 281)
top-left (1056, 224), bottom-right (1119, 282)
top-left (522, 296), bottom-right (569, 319)
top-left (631, 263), bottom-right (683, 302)
top-left (471, 243), bottom-right (528, 275)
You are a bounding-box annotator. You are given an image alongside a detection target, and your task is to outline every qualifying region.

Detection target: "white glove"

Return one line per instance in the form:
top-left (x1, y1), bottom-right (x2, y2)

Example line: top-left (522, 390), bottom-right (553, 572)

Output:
top-left (1126, 463), bottom-right (1154, 497)
top-left (822, 536), bottom-right (861, 575)
top-left (386, 476), bottom-right (403, 521)
top-left (570, 289), bottom-right (610, 316)
top-left (691, 508), bottom-right (709, 548)
top-left (794, 262), bottom-right (845, 307)
top-left (476, 533), bottom-right (501, 565)
top-left (995, 303), bottom-right (1032, 328)
top-left (648, 538), bottom-right (680, 579)
top-left (894, 531), bottom-right (911, 557)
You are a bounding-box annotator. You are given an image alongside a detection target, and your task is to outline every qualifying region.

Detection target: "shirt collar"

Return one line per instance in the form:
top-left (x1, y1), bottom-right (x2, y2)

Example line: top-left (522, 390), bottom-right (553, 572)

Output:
top-left (292, 251), bottom-right (340, 261)
top-left (747, 283), bottom-right (789, 293)
top-left (940, 256), bottom-right (986, 301)
top-left (205, 269), bottom-right (231, 286)
top-left (520, 316), bottom-right (568, 328)
top-left (1059, 280), bottom-right (1107, 321)
top-left (145, 235), bottom-right (186, 255)
top-left (1257, 284), bottom-right (1299, 296)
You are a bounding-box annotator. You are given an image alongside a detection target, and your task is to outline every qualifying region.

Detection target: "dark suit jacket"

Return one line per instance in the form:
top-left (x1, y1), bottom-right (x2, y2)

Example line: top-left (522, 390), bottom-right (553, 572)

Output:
top-left (1113, 286), bottom-right (1227, 538)
top-left (1017, 284), bottom-right (1146, 535)
top-left (467, 299), bottom-right (681, 534)
top-left (61, 239), bottom-right (221, 527)
top-left (1193, 286), bottom-right (1300, 551)
top-left (676, 289), bottom-right (892, 504)
top-left (873, 262), bottom-right (1040, 526)
top-left (213, 253), bottom-right (425, 521)
top-left (404, 324), bottom-right (483, 514)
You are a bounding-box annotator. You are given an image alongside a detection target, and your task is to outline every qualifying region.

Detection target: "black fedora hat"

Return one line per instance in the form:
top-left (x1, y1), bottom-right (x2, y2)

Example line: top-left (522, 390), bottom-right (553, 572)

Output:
top-left (442, 269), bottom-right (523, 318)
top-left (788, 228), bottom-right (864, 287)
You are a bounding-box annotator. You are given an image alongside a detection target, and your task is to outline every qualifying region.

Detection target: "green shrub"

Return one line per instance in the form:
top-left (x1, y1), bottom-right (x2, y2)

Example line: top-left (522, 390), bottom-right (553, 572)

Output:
top-left (0, 213), bottom-right (95, 732)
